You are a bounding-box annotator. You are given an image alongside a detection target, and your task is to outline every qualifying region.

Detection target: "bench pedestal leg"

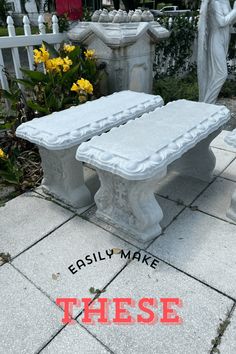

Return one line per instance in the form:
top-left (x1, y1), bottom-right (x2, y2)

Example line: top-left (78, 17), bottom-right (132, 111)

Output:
top-left (39, 147), bottom-right (92, 208)
top-left (169, 131), bottom-right (219, 182)
top-left (227, 188), bottom-right (236, 222)
top-left (95, 168), bottom-right (167, 243)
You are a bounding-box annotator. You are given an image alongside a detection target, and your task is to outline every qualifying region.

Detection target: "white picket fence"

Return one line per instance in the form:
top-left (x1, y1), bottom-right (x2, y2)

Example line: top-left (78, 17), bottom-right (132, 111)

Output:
top-left (0, 14), bottom-right (66, 94)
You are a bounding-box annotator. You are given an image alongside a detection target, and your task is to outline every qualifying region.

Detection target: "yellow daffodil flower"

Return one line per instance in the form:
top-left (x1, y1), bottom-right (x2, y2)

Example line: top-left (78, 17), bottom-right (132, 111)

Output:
top-left (64, 56), bottom-right (72, 66)
top-left (76, 78), bottom-right (93, 94)
top-left (33, 44), bottom-right (49, 64)
top-left (71, 83), bottom-right (79, 92)
top-left (84, 49), bottom-right (95, 60)
top-left (71, 78), bottom-right (93, 96)
top-left (0, 148), bottom-right (7, 160)
top-left (62, 64), bottom-right (70, 72)
top-left (64, 44), bottom-right (75, 53)
top-left (45, 57), bottom-right (71, 73)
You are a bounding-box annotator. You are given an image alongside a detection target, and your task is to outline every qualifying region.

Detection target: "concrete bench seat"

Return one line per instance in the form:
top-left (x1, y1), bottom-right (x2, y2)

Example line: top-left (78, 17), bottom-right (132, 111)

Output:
top-left (76, 100), bottom-right (230, 243)
top-left (224, 130), bottom-right (236, 221)
top-left (16, 91), bottom-right (163, 208)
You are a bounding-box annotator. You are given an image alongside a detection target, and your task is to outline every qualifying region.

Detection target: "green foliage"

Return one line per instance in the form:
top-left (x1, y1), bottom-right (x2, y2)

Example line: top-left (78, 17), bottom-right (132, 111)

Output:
top-left (154, 15), bottom-right (198, 78)
top-left (153, 70), bottom-right (199, 103)
top-left (219, 79), bottom-right (236, 98)
top-left (57, 13), bottom-right (70, 32)
top-left (0, 0), bottom-right (8, 24)
top-left (2, 42), bottom-right (99, 118)
top-left (0, 42), bottom-right (101, 189)
top-left (153, 14), bottom-right (199, 103)
top-left (82, 7), bottom-right (93, 21)
top-left (228, 34), bottom-right (236, 65)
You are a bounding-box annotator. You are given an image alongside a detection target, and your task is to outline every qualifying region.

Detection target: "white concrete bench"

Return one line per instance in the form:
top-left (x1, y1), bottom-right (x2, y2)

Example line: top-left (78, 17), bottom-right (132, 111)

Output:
top-left (224, 130), bottom-right (236, 222)
top-left (76, 100), bottom-right (230, 243)
top-left (16, 91), bottom-right (163, 208)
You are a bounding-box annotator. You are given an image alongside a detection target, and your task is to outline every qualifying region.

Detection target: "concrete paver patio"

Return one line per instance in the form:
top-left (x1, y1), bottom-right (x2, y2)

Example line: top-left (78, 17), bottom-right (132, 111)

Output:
top-left (1, 131), bottom-right (236, 354)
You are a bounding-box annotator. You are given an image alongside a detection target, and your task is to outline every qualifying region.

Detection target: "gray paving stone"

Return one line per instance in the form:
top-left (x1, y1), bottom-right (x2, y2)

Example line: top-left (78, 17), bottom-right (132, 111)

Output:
top-left (212, 147), bottom-right (236, 176)
top-left (13, 217), bottom-right (136, 315)
top-left (211, 130), bottom-right (236, 153)
top-left (218, 307), bottom-right (236, 354)
top-left (194, 177), bottom-right (236, 223)
top-left (0, 192), bottom-right (73, 258)
top-left (221, 159), bottom-right (236, 182)
top-left (78, 252), bottom-right (233, 354)
top-left (83, 196), bottom-right (185, 248)
top-left (41, 323), bottom-right (109, 354)
top-left (148, 209), bottom-right (236, 298)
top-left (155, 171), bottom-right (208, 205)
top-left (0, 264), bottom-right (63, 354)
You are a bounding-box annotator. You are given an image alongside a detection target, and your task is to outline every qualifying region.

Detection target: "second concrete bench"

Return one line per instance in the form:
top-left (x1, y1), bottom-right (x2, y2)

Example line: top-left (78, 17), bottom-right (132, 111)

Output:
top-left (76, 100), bottom-right (230, 243)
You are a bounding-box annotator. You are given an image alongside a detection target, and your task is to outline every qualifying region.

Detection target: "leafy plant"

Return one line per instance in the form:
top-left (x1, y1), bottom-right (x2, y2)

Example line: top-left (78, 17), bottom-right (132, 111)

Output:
top-left (153, 69), bottom-right (199, 103)
top-left (0, 42), bottom-right (100, 189)
top-left (154, 15), bottom-right (198, 79)
top-left (0, 148), bottom-right (23, 185)
top-left (219, 79), bottom-right (236, 98)
top-left (2, 42), bottom-right (99, 118)
top-left (0, 0), bottom-right (8, 24)
top-left (57, 13), bottom-right (70, 32)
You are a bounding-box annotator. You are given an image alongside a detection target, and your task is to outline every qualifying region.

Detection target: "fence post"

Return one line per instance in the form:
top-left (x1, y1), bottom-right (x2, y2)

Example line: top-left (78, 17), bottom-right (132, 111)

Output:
top-left (52, 15), bottom-right (59, 34)
top-left (7, 16), bottom-right (23, 81)
top-left (23, 15), bottom-right (34, 71)
top-left (0, 50), bottom-right (9, 92)
top-left (0, 49), bottom-right (10, 111)
top-left (38, 15), bottom-right (46, 35)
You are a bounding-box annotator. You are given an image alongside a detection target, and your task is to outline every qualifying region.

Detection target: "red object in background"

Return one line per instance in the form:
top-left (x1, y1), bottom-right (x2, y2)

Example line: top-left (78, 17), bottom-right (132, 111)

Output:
top-left (56, 0), bottom-right (82, 20)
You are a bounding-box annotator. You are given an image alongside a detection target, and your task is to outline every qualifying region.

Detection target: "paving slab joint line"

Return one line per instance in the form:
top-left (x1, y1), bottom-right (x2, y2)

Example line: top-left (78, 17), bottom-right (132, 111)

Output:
top-left (210, 302), bottom-right (236, 354)
top-left (79, 199), bottom-right (188, 252)
top-left (80, 203), bottom-right (96, 217)
top-left (75, 261), bottom-right (132, 322)
top-left (11, 259), bottom-right (130, 354)
top-left (36, 323), bottom-right (67, 354)
top-left (218, 174), bottom-right (236, 184)
top-left (145, 205), bottom-right (188, 250)
top-left (32, 190), bottom-right (78, 214)
top-left (10, 214), bottom-right (76, 263)
top-left (10, 263), bottom-right (66, 313)
top-left (217, 150), bottom-right (236, 178)
top-left (79, 211), bottom-right (143, 250)
top-left (190, 154), bottom-right (236, 208)
top-left (155, 192), bottom-right (188, 206)
top-left (192, 207), bottom-right (236, 227)
top-left (144, 250), bottom-right (236, 302)
top-left (76, 321), bottom-right (115, 354)
top-left (211, 145), bottom-right (236, 153)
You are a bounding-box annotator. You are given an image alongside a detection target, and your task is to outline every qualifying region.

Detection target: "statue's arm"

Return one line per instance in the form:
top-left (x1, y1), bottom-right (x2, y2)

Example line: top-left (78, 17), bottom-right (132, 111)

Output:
top-left (213, 0), bottom-right (236, 27)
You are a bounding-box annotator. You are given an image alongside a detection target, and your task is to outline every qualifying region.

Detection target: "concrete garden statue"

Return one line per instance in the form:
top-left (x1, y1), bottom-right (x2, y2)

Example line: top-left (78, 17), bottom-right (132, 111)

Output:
top-left (198, 0), bottom-right (236, 104)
